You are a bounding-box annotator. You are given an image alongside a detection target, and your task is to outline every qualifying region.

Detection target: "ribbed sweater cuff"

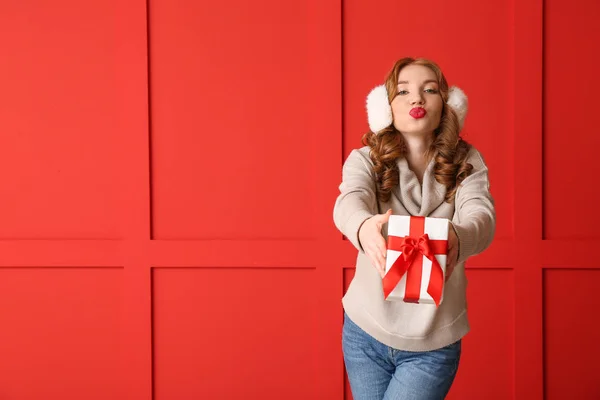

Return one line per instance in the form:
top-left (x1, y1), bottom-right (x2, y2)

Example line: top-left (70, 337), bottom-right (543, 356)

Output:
top-left (452, 222), bottom-right (477, 265)
top-left (345, 209), bottom-right (374, 253)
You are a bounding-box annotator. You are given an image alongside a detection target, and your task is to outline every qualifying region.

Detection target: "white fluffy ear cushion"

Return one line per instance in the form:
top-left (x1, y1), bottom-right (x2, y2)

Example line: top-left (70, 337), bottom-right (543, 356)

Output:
top-left (366, 85), bottom-right (393, 133)
top-left (366, 85), bottom-right (469, 133)
top-left (447, 86), bottom-right (468, 131)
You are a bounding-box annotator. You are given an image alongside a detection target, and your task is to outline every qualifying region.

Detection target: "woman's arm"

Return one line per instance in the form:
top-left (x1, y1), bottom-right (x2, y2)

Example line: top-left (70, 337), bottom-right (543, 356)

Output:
top-left (451, 148), bottom-right (497, 264)
top-left (333, 149), bottom-right (379, 252)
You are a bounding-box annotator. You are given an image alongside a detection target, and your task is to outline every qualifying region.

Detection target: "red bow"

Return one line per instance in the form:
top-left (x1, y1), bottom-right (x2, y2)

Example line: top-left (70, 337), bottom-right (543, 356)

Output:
top-left (382, 217), bottom-right (447, 306)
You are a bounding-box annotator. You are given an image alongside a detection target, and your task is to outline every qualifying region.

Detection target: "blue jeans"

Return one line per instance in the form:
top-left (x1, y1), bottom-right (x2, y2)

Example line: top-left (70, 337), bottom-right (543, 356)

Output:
top-left (342, 313), bottom-right (461, 400)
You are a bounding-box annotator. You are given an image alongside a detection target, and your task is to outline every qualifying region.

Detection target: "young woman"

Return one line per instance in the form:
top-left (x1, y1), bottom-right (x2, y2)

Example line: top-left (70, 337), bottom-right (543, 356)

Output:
top-left (333, 57), bottom-right (496, 400)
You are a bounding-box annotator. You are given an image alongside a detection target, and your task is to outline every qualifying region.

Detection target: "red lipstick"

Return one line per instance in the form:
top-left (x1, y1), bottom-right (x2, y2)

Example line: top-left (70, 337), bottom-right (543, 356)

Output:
top-left (409, 107), bottom-right (426, 119)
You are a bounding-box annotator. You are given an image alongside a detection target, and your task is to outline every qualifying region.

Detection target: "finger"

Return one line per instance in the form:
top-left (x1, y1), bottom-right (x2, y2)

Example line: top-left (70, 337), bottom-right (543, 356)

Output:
top-left (445, 264), bottom-right (454, 282)
top-left (374, 259), bottom-right (385, 278)
top-left (446, 252), bottom-right (456, 270)
top-left (367, 253), bottom-right (379, 274)
top-left (367, 247), bottom-right (383, 274)
top-left (445, 248), bottom-right (457, 281)
top-left (375, 262), bottom-right (383, 277)
top-left (377, 245), bottom-right (387, 270)
top-left (445, 262), bottom-right (452, 279)
top-left (368, 246), bottom-right (384, 275)
top-left (375, 208), bottom-right (393, 223)
top-left (451, 247), bottom-right (458, 264)
top-left (377, 252), bottom-right (386, 275)
top-left (377, 256), bottom-right (385, 277)
top-left (377, 235), bottom-right (388, 254)
top-left (447, 242), bottom-right (457, 258)
top-left (381, 208), bottom-right (393, 223)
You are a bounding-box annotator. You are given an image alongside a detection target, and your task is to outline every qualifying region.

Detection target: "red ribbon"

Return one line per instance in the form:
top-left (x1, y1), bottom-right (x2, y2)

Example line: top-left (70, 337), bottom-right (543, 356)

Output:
top-left (382, 216), bottom-right (448, 306)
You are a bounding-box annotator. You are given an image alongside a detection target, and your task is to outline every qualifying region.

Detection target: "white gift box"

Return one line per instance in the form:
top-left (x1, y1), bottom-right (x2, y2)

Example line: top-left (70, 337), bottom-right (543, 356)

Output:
top-left (383, 215), bottom-right (449, 306)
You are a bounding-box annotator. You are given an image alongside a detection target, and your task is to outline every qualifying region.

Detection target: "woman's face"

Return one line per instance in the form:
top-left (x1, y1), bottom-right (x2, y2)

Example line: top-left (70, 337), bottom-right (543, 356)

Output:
top-left (390, 64), bottom-right (443, 136)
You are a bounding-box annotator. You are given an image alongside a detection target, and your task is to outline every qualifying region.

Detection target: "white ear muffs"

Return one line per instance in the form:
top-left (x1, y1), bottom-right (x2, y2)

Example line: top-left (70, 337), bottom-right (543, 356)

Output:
top-left (447, 86), bottom-right (468, 131)
top-left (365, 84), bottom-right (468, 133)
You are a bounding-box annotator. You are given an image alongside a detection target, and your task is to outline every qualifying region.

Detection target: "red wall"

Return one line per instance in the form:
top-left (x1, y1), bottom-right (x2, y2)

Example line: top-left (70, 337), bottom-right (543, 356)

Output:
top-left (0, 0), bottom-right (598, 399)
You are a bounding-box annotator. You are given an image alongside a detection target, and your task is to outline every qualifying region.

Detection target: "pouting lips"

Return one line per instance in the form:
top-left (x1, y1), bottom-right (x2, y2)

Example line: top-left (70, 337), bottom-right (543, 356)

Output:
top-left (409, 108), bottom-right (427, 119)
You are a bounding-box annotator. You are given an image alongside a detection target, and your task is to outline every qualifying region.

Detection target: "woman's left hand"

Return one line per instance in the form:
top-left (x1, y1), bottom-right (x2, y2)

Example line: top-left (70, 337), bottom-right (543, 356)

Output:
top-left (446, 224), bottom-right (460, 281)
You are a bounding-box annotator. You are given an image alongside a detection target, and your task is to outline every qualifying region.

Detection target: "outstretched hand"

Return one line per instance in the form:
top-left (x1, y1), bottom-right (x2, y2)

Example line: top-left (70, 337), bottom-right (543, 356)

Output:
top-left (358, 209), bottom-right (393, 278)
top-left (446, 224), bottom-right (459, 281)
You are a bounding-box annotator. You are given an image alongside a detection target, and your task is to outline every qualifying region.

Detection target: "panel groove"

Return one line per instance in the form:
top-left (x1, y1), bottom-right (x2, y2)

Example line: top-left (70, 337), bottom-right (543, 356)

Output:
top-left (146, 0), bottom-right (155, 243)
top-left (513, 0), bottom-right (544, 397)
top-left (541, 0), bottom-right (546, 241)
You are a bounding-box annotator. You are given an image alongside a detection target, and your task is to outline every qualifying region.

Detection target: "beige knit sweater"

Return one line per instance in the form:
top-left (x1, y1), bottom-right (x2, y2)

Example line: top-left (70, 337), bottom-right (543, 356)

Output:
top-left (333, 145), bottom-right (496, 351)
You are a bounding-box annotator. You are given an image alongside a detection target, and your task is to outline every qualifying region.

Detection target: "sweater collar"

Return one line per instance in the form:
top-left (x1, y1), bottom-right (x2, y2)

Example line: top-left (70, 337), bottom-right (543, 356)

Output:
top-left (395, 156), bottom-right (447, 216)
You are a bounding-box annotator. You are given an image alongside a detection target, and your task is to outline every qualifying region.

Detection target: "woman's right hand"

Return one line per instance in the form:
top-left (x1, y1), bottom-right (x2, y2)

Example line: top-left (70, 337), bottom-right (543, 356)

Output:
top-left (358, 209), bottom-right (393, 278)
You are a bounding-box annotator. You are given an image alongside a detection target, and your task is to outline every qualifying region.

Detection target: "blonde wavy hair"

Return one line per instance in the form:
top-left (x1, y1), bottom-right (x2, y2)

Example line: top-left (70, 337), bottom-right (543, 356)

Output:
top-left (362, 57), bottom-right (473, 203)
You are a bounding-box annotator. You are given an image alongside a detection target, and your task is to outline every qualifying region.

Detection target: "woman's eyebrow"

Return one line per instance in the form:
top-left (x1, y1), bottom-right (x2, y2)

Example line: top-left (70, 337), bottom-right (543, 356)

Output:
top-left (397, 79), bottom-right (438, 85)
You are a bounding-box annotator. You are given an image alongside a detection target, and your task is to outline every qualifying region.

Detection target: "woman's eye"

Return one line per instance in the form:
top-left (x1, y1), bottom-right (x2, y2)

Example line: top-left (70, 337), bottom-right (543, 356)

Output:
top-left (425, 88), bottom-right (439, 94)
top-left (398, 90), bottom-right (408, 95)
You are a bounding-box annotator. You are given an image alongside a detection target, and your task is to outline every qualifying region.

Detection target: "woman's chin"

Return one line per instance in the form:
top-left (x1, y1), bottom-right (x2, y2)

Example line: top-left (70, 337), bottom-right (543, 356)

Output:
top-left (395, 126), bottom-right (437, 137)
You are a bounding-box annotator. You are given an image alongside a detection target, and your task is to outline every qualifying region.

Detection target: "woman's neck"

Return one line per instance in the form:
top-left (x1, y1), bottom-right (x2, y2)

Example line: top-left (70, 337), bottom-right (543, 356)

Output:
top-left (400, 132), bottom-right (434, 183)
top-left (400, 131), bottom-right (434, 155)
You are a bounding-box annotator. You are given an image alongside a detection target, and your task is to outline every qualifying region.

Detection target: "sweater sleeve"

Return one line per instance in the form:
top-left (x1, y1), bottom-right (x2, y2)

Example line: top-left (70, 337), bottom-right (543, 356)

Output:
top-left (333, 149), bottom-right (379, 252)
top-left (452, 148), bottom-right (496, 264)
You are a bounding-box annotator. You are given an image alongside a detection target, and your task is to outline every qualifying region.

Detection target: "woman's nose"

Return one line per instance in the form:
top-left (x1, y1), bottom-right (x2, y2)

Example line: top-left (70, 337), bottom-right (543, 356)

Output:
top-left (410, 94), bottom-right (424, 105)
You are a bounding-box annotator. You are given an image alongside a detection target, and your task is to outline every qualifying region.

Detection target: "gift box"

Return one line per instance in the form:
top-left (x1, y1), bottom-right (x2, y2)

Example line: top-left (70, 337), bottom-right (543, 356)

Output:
top-left (382, 215), bottom-right (449, 306)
